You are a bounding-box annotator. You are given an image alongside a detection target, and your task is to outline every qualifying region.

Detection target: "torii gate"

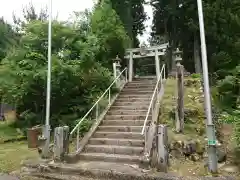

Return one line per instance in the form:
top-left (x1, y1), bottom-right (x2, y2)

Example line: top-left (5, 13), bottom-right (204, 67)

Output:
top-left (124, 43), bottom-right (169, 82)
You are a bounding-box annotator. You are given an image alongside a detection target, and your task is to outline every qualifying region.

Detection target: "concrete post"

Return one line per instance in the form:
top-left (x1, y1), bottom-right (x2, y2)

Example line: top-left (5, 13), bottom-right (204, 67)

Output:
top-left (176, 64), bottom-right (184, 133)
top-left (53, 126), bottom-right (70, 161)
top-left (63, 126), bottom-right (70, 154)
top-left (157, 125), bottom-right (169, 172)
top-left (41, 125), bottom-right (51, 159)
top-left (54, 127), bottom-right (64, 161)
top-left (174, 48), bottom-right (184, 133)
top-left (129, 51), bottom-right (133, 82)
top-left (155, 49), bottom-right (160, 79)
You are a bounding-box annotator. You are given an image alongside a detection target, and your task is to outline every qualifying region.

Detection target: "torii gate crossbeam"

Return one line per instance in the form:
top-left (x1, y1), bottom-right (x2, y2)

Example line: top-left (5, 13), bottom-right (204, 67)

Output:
top-left (124, 43), bottom-right (169, 82)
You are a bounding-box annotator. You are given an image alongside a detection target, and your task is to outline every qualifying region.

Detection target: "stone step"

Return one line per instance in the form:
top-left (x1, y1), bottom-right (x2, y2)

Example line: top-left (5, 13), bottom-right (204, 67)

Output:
top-left (115, 97), bottom-right (151, 101)
top-left (121, 90), bottom-right (154, 94)
top-left (104, 114), bottom-right (150, 120)
top-left (84, 145), bottom-right (144, 156)
top-left (125, 84), bottom-right (155, 89)
top-left (107, 110), bottom-right (147, 115)
top-left (124, 86), bottom-right (155, 90)
top-left (98, 126), bottom-right (142, 132)
top-left (101, 120), bottom-right (145, 126)
top-left (126, 82), bottom-right (156, 86)
top-left (110, 106), bottom-right (149, 110)
top-left (116, 94), bottom-right (152, 102)
top-left (129, 80), bottom-right (156, 83)
top-left (127, 83), bottom-right (156, 86)
top-left (125, 83), bottom-right (155, 86)
top-left (120, 90), bottom-right (153, 94)
top-left (133, 76), bottom-right (156, 80)
top-left (88, 138), bottom-right (145, 147)
top-left (93, 131), bottom-right (144, 139)
top-left (79, 153), bottom-right (142, 164)
top-left (113, 100), bottom-right (150, 106)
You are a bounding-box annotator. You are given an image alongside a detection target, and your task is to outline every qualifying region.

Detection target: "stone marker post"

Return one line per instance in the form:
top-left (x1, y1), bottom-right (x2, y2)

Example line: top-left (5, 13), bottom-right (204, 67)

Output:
top-left (157, 125), bottom-right (169, 172)
top-left (63, 126), bottom-right (70, 154)
top-left (54, 126), bottom-right (70, 162)
top-left (174, 48), bottom-right (184, 133)
top-left (38, 125), bottom-right (51, 159)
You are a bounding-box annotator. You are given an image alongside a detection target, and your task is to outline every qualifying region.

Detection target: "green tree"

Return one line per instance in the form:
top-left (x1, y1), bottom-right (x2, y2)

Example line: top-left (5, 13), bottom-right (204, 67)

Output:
top-left (0, 18), bottom-right (18, 61)
top-left (12, 2), bottom-right (48, 32)
top-left (151, 0), bottom-right (240, 75)
top-left (100, 0), bottom-right (146, 47)
top-left (151, 0), bottom-right (240, 146)
top-left (91, 0), bottom-right (130, 68)
top-left (0, 20), bottom-right (113, 129)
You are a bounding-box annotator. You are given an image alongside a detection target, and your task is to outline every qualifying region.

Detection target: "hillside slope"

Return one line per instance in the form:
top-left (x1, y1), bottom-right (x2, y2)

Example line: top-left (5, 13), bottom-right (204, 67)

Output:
top-left (159, 77), bottom-right (239, 177)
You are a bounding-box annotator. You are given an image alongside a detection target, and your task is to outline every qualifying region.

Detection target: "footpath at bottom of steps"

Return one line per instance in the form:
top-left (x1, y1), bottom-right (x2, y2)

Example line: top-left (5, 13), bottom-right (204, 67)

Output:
top-left (21, 159), bottom-right (233, 180)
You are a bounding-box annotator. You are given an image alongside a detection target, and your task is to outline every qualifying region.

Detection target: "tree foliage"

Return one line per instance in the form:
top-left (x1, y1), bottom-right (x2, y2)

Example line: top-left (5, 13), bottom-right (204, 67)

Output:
top-left (0, 18), bottom-right (18, 61)
top-left (0, 3), bottom-right (129, 130)
top-left (151, 0), bottom-right (240, 145)
top-left (91, 1), bottom-right (130, 68)
top-left (106, 0), bottom-right (146, 47)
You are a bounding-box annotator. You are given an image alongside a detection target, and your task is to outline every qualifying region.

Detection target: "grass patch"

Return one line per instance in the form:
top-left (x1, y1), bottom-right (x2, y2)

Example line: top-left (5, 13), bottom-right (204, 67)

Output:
top-left (160, 77), bottom-right (208, 176)
top-left (0, 141), bottom-right (38, 173)
top-left (0, 123), bottom-right (18, 141)
top-left (0, 121), bottom-right (25, 143)
top-left (160, 77), bottom-right (240, 178)
top-left (161, 77), bottom-right (205, 132)
top-left (0, 114), bottom-right (38, 174)
top-left (0, 110), bottom-right (26, 143)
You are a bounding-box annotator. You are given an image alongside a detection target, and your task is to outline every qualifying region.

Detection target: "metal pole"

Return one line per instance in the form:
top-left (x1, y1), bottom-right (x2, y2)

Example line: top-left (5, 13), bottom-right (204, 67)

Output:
top-left (42, 0), bottom-right (52, 158)
top-left (196, 0), bottom-right (217, 173)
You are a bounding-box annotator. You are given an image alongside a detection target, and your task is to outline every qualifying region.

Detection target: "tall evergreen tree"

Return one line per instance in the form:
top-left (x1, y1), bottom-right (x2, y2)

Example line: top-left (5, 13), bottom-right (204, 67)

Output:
top-left (0, 18), bottom-right (18, 62)
top-left (151, 0), bottom-right (240, 75)
top-left (108, 0), bottom-right (147, 47)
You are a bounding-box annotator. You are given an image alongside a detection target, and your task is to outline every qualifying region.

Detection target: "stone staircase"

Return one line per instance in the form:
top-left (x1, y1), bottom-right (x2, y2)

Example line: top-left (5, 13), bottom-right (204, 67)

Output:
top-left (21, 78), bottom-right (162, 180)
top-left (78, 78), bottom-right (156, 165)
top-left (21, 77), bottom-right (232, 180)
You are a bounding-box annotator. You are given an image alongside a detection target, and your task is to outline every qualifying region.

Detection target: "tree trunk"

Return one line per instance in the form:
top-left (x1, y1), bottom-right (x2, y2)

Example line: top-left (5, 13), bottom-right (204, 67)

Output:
top-left (194, 34), bottom-right (202, 74)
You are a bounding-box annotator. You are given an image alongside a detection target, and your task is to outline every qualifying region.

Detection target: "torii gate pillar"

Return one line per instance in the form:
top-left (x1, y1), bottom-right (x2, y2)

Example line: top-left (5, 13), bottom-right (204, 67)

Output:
top-left (129, 51), bottom-right (133, 82)
top-left (155, 49), bottom-right (160, 79)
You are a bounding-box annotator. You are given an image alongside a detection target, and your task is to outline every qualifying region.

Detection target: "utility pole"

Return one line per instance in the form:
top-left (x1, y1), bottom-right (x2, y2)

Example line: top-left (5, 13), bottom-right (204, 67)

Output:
top-left (42, 0), bottom-right (52, 158)
top-left (196, 0), bottom-right (218, 173)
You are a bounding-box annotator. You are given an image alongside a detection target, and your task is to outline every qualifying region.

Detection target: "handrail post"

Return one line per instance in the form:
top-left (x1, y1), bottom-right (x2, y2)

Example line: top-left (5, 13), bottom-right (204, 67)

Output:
top-left (96, 103), bottom-right (99, 120)
top-left (163, 65), bottom-right (166, 80)
top-left (76, 126), bottom-right (79, 151)
top-left (151, 105), bottom-right (154, 121)
top-left (125, 68), bottom-right (128, 82)
top-left (108, 89), bottom-right (111, 105)
top-left (144, 128), bottom-right (147, 154)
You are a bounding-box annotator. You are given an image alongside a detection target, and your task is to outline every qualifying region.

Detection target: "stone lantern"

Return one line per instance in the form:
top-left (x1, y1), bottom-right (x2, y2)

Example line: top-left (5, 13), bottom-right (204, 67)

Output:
top-left (140, 44), bottom-right (147, 56)
top-left (113, 55), bottom-right (122, 78)
top-left (174, 48), bottom-right (183, 66)
top-left (113, 55), bottom-right (121, 69)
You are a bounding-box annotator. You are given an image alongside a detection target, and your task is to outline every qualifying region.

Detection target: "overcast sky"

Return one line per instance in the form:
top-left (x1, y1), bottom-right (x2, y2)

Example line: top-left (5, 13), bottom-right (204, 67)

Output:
top-left (0, 0), bottom-right (152, 45)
